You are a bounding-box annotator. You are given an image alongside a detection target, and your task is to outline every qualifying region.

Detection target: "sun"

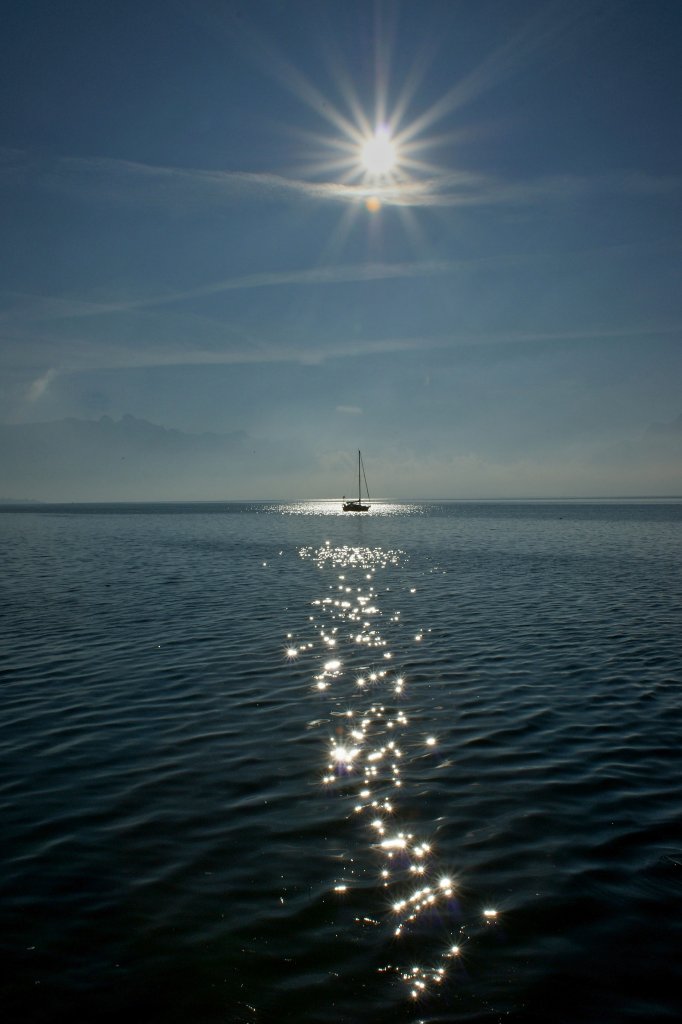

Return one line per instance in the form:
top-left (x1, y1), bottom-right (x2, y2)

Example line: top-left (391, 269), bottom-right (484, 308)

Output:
top-left (360, 126), bottom-right (397, 177)
top-left (275, 33), bottom-right (458, 233)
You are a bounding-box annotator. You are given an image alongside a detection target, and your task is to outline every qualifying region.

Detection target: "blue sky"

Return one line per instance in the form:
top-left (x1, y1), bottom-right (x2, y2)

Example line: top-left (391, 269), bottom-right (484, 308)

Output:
top-left (1, 0), bottom-right (681, 499)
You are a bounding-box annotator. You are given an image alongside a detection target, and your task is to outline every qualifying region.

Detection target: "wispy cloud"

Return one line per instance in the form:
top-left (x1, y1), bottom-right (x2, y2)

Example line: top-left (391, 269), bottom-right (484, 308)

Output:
top-left (9, 321), bottom-right (682, 381)
top-left (0, 258), bottom-right (467, 324)
top-left (336, 405), bottom-right (362, 416)
top-left (27, 368), bottom-right (57, 401)
top-left (3, 148), bottom-right (679, 217)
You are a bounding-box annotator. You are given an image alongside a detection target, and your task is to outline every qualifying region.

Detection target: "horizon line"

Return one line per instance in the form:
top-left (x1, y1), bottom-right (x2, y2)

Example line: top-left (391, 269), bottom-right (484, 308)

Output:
top-left (2, 495), bottom-right (681, 506)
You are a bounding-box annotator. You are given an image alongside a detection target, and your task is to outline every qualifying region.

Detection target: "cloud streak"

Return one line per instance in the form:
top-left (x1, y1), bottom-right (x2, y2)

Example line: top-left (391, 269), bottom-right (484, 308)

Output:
top-left (0, 258), bottom-right (467, 324)
top-left (3, 147), bottom-right (679, 216)
top-left (11, 322), bottom-right (682, 383)
top-left (27, 368), bottom-right (57, 401)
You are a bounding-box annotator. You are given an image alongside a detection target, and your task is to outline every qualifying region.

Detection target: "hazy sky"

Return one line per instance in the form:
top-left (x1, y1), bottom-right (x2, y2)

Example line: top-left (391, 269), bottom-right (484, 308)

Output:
top-left (1, 0), bottom-right (681, 499)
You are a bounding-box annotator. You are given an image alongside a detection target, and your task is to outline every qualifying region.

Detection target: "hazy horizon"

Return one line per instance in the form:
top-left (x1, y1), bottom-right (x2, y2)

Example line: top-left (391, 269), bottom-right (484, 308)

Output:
top-left (1, 411), bottom-right (681, 503)
top-left (1, 1), bottom-right (681, 500)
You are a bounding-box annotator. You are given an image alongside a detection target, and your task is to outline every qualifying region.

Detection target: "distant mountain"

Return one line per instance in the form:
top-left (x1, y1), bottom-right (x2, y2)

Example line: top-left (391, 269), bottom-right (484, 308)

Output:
top-left (0, 415), bottom-right (306, 500)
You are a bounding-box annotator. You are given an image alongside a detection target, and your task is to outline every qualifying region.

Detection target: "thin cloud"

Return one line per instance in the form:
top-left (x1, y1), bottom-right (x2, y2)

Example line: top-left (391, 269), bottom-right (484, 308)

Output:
top-left (10, 334), bottom-right (453, 386)
top-left (4, 236), bottom-right (679, 330)
top-left (3, 148), bottom-right (679, 217)
top-left (336, 405), bottom-right (362, 415)
top-left (0, 259), bottom-right (465, 324)
top-left (13, 321), bottom-right (682, 382)
top-left (27, 368), bottom-right (57, 401)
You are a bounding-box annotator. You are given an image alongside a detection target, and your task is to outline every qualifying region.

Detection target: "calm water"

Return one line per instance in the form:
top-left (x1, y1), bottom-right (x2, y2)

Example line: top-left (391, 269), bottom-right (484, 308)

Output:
top-left (1, 501), bottom-right (681, 1024)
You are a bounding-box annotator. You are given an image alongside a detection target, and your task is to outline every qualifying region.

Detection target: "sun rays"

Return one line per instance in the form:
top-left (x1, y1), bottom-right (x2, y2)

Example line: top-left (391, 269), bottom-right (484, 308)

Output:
top-left (301, 99), bottom-right (446, 199)
top-left (248, 9), bottom-right (458, 241)
top-left (219, 0), bottom-right (593, 237)
top-left (282, 51), bottom-right (455, 251)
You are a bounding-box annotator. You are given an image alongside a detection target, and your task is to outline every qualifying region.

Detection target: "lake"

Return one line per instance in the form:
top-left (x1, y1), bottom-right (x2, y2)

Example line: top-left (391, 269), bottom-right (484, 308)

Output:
top-left (1, 500), bottom-right (681, 1023)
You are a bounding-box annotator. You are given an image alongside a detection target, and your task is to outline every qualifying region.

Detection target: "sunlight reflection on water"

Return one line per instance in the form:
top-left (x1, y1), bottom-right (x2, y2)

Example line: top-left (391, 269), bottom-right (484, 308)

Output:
top-left (272, 500), bottom-right (425, 516)
top-left (287, 541), bottom-right (498, 1005)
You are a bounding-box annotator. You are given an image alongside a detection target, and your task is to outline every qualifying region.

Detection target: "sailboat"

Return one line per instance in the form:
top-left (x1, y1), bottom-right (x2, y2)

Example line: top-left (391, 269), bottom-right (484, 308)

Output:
top-left (343, 450), bottom-right (370, 512)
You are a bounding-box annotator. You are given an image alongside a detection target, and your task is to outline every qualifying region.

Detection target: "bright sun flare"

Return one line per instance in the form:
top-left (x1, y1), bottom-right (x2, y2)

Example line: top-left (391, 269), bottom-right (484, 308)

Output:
top-left (360, 127), bottom-right (397, 176)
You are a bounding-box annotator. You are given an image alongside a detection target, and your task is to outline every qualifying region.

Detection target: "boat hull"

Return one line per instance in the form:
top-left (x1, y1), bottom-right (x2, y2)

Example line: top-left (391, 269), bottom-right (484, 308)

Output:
top-left (343, 501), bottom-right (369, 512)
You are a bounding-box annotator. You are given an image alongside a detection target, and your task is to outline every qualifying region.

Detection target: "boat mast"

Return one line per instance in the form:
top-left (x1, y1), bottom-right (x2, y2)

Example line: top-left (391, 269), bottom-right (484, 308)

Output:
top-left (357, 450), bottom-right (361, 502)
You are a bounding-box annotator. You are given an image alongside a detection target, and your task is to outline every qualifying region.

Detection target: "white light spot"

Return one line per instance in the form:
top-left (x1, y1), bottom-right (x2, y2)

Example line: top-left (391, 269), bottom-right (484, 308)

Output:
top-left (381, 836), bottom-right (407, 850)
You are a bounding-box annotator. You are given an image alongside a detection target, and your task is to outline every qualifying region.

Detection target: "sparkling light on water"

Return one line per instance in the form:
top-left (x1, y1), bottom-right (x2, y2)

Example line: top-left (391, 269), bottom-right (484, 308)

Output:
top-left (283, 541), bottom-right (500, 1005)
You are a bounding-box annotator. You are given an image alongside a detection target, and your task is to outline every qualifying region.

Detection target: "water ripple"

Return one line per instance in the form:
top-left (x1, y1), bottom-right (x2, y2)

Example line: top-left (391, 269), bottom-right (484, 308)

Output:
top-left (1, 502), bottom-right (681, 1022)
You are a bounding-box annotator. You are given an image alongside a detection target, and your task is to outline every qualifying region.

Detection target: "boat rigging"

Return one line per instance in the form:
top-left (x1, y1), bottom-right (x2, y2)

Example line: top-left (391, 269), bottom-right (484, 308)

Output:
top-left (343, 450), bottom-right (370, 512)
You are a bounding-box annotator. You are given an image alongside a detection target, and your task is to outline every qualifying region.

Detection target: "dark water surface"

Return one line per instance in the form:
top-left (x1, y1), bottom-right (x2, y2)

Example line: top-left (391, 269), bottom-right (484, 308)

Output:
top-left (2, 501), bottom-right (681, 1023)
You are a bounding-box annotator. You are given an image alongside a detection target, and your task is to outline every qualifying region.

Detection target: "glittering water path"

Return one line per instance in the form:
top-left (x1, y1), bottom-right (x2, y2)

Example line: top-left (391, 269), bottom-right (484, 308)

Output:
top-left (293, 540), bottom-right (492, 1003)
top-left (1, 501), bottom-right (681, 1023)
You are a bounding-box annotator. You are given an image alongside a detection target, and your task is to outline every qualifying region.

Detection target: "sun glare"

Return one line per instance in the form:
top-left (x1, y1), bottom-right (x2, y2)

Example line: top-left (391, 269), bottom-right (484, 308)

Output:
top-left (276, 27), bottom-right (460, 241)
top-left (361, 127), bottom-right (397, 176)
